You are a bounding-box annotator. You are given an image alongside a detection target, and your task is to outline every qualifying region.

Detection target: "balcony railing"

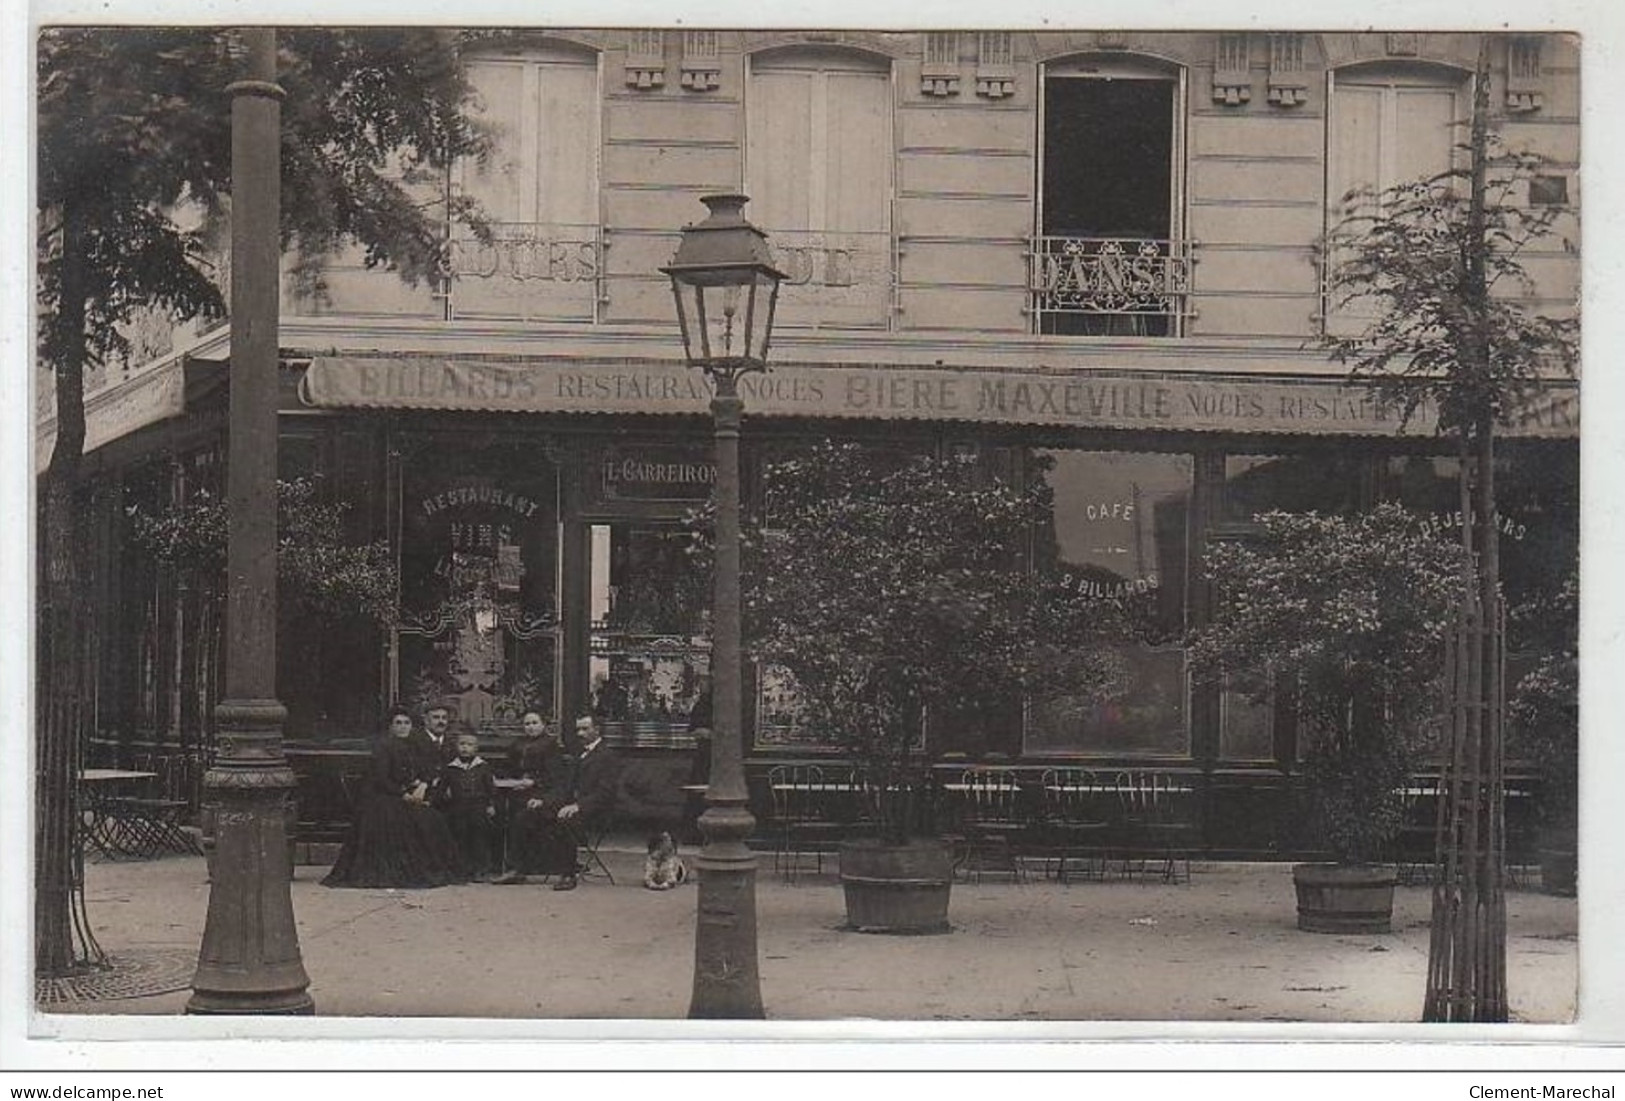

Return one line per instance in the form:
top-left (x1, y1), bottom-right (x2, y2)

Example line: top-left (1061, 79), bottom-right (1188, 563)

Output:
top-left (1028, 236), bottom-right (1194, 336)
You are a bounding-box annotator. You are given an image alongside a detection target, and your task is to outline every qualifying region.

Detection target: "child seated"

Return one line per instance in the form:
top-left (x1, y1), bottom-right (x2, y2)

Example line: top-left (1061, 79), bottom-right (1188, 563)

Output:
top-left (435, 731), bottom-right (497, 880)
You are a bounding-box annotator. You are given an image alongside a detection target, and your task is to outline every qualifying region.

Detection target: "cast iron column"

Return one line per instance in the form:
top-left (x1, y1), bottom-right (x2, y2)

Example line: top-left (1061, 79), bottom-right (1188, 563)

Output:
top-left (688, 369), bottom-right (764, 1019)
top-left (187, 27), bottom-right (313, 1016)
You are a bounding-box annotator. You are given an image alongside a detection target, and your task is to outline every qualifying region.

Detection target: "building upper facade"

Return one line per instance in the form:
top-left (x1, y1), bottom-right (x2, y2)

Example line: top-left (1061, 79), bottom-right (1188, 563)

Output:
top-left (286, 29), bottom-right (1578, 352)
top-left (45, 28), bottom-right (1579, 467)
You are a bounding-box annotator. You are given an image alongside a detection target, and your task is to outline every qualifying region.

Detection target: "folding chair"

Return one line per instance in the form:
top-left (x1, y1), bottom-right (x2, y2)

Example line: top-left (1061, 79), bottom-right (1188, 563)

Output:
top-left (571, 817), bottom-right (616, 885)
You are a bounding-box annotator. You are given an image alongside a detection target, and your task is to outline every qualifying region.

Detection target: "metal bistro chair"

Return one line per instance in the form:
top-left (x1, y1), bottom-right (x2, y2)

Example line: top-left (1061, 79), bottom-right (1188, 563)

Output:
top-left (1039, 768), bottom-right (1111, 883)
top-left (1112, 770), bottom-right (1197, 884)
top-left (103, 750), bottom-right (198, 860)
top-left (957, 768), bottom-right (1029, 884)
top-left (766, 764), bottom-right (846, 883)
top-left (1392, 776), bottom-right (1442, 887)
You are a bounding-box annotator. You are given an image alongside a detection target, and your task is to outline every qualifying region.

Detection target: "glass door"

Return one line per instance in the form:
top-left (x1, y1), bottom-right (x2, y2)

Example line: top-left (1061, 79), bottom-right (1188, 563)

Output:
top-left (586, 522), bottom-right (711, 748)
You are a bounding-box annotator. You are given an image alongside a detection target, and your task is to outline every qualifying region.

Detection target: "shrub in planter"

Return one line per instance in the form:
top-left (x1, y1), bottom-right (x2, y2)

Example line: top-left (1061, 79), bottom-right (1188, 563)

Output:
top-left (1189, 504), bottom-right (1463, 932)
top-left (707, 442), bottom-right (1123, 931)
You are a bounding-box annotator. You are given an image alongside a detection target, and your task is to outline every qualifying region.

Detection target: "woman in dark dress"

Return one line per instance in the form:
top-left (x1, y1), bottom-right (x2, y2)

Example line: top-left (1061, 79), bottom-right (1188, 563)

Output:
top-left (322, 705), bottom-right (468, 888)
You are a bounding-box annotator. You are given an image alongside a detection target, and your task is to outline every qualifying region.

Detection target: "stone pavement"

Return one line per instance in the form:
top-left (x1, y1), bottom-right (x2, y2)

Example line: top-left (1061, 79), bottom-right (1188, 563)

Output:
top-left (45, 840), bottom-right (1578, 1024)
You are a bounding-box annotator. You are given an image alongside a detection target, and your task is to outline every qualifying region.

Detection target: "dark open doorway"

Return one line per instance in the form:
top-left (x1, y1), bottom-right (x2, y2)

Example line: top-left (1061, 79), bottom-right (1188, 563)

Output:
top-left (1040, 76), bottom-right (1176, 336)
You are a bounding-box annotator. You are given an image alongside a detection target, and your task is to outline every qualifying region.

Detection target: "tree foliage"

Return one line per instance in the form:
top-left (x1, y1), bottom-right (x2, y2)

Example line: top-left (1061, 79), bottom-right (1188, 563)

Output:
top-left (36, 26), bottom-right (488, 380)
top-left (730, 443), bottom-right (1124, 839)
top-left (33, 26), bottom-right (486, 976)
top-left (1321, 137), bottom-right (1578, 436)
top-left (127, 476), bottom-right (400, 626)
top-left (1189, 505), bottom-right (1464, 862)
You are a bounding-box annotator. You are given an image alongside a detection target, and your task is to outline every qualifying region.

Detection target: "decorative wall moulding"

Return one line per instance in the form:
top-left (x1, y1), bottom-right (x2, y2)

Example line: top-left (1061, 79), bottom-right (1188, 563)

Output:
top-left (1385, 32), bottom-right (1421, 57)
top-left (922, 32), bottom-right (962, 97)
top-left (625, 29), bottom-right (666, 90)
top-left (1094, 30), bottom-right (1129, 50)
top-left (976, 32), bottom-right (1015, 99)
top-left (1212, 33), bottom-right (1251, 105)
top-left (1267, 33), bottom-right (1308, 107)
top-left (680, 30), bottom-right (721, 91)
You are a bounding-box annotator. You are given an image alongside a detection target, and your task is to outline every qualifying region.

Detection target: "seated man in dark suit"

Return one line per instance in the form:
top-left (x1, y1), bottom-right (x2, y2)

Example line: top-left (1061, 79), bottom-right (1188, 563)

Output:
top-left (493, 714), bottom-right (619, 891)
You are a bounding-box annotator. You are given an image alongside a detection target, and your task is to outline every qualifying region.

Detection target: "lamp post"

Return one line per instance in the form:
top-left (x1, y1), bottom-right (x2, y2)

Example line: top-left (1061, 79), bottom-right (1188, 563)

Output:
top-left (186, 27), bottom-right (313, 1015)
top-left (662, 194), bottom-right (783, 1019)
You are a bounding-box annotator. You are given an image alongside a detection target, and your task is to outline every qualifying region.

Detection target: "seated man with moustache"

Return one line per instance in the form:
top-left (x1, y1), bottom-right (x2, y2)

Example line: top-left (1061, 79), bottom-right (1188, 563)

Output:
top-left (493, 714), bottom-right (619, 891)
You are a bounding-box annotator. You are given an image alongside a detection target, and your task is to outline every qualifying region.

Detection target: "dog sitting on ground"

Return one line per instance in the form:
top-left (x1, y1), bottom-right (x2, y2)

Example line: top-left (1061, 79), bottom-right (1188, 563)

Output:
top-left (643, 831), bottom-right (688, 890)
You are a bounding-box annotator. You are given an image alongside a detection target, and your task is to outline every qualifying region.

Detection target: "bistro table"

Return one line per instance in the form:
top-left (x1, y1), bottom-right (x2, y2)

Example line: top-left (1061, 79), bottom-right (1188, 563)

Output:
top-left (78, 768), bottom-right (199, 860)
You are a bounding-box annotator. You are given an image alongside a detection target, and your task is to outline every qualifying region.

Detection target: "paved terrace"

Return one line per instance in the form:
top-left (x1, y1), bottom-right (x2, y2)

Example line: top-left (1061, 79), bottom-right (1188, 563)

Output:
top-left (36, 838), bottom-right (1580, 1028)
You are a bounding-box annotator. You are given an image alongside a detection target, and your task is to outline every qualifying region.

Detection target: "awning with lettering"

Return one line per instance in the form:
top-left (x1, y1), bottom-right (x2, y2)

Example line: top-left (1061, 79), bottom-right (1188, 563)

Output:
top-left (35, 356), bottom-right (191, 473)
top-left (298, 355), bottom-right (1579, 440)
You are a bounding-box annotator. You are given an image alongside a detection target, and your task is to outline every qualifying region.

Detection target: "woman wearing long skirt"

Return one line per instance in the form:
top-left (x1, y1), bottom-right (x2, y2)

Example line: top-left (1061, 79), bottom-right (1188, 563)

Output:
top-left (323, 705), bottom-right (467, 888)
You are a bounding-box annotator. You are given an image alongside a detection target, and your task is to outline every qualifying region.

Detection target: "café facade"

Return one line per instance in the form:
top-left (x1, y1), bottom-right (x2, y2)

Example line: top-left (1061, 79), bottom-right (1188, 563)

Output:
top-left (46, 28), bottom-right (1580, 854)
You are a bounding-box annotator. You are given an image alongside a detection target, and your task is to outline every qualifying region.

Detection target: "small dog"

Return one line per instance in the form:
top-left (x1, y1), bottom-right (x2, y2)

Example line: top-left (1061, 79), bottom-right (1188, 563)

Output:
top-left (643, 831), bottom-right (688, 890)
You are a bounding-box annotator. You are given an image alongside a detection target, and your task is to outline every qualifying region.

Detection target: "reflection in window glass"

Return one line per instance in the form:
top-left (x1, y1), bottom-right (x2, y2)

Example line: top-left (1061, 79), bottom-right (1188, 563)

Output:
top-left (1222, 452), bottom-right (1362, 523)
top-left (1025, 450), bottom-right (1192, 756)
top-left (1220, 686), bottom-right (1274, 762)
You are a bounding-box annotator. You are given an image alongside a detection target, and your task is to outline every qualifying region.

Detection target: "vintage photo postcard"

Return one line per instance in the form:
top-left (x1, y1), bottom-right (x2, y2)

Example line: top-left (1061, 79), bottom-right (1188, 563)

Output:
top-left (7, 0), bottom-right (1623, 1071)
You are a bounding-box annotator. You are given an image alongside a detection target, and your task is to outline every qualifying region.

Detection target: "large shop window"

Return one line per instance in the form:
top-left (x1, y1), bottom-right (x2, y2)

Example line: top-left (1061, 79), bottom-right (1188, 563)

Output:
top-left (1222, 452), bottom-right (1366, 523)
top-left (449, 44), bottom-right (602, 322)
top-left (396, 442), bottom-right (560, 733)
top-left (1325, 63), bottom-right (1467, 336)
top-left (1219, 683), bottom-right (1276, 763)
top-left (748, 440), bottom-right (926, 752)
top-left (1024, 449), bottom-right (1192, 756)
top-left (1385, 447), bottom-right (1579, 763)
top-left (588, 523), bottom-right (711, 748)
top-left (747, 47), bottom-right (894, 329)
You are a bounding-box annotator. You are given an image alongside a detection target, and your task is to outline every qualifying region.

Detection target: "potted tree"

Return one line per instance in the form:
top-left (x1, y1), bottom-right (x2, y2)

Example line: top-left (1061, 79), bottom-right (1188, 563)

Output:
top-left (1508, 571), bottom-right (1578, 897)
top-left (1189, 504), bottom-right (1463, 933)
top-left (740, 442), bottom-right (1120, 933)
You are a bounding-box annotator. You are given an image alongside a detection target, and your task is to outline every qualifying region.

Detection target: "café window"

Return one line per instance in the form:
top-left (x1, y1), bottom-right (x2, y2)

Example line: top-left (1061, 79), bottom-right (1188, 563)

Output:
top-left (1383, 447), bottom-right (1578, 766)
top-left (1024, 449), bottom-right (1193, 756)
top-left (749, 439), bottom-right (922, 751)
top-left (1221, 451), bottom-right (1367, 524)
top-left (395, 440), bottom-right (560, 733)
top-left (588, 523), bottom-right (711, 748)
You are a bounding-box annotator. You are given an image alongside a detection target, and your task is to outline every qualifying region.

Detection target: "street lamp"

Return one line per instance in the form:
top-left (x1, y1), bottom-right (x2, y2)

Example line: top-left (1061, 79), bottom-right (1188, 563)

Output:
top-left (186, 27), bottom-right (312, 1015)
top-left (662, 194), bottom-right (783, 1019)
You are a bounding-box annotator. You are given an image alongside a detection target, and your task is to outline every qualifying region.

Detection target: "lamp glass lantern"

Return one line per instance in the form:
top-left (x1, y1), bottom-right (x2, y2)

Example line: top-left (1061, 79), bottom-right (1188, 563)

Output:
top-left (662, 194), bottom-right (785, 374)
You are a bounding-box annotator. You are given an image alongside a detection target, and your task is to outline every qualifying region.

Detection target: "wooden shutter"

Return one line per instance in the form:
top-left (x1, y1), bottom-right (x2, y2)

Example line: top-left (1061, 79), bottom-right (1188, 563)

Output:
top-left (454, 51), bottom-right (600, 321)
top-left (747, 50), bottom-right (893, 328)
top-left (1326, 70), bottom-right (1463, 335)
top-left (463, 54), bottom-right (598, 226)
